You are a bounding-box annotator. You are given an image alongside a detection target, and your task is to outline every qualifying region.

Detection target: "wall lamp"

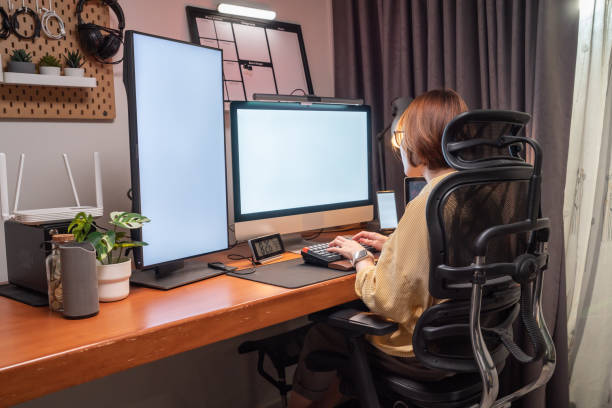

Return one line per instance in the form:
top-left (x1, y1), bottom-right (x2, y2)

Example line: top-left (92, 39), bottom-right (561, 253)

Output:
top-left (217, 3), bottom-right (276, 20)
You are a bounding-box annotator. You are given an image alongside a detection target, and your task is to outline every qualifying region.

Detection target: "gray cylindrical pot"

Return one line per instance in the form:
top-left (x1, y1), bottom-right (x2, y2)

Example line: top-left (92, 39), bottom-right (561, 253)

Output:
top-left (7, 61), bottom-right (36, 74)
top-left (60, 242), bottom-right (99, 319)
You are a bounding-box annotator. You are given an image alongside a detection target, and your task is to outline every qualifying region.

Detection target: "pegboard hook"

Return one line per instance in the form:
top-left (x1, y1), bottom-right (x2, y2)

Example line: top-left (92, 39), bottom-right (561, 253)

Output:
top-left (35, 0), bottom-right (40, 13)
top-left (6, 0), bottom-right (12, 12)
top-left (20, 0), bottom-right (26, 13)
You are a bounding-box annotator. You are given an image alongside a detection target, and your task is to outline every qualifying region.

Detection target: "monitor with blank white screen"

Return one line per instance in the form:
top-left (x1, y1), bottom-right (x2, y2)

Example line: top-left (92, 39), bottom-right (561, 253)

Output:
top-left (231, 102), bottom-right (373, 242)
top-left (124, 31), bottom-right (228, 289)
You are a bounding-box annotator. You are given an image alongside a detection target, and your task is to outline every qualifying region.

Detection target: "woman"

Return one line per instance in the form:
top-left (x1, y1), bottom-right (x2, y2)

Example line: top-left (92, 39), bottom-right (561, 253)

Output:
top-left (289, 89), bottom-right (468, 408)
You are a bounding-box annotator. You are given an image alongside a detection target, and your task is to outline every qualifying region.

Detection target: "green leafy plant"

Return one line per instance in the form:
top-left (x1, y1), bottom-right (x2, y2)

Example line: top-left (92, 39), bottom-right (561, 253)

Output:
top-left (39, 53), bottom-right (61, 68)
top-left (68, 211), bottom-right (151, 265)
top-left (10, 49), bottom-right (32, 63)
top-left (63, 50), bottom-right (85, 68)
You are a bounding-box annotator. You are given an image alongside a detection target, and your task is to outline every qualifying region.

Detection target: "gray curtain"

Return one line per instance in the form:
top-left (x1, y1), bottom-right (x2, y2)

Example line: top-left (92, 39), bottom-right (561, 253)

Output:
top-left (332, 1), bottom-right (578, 406)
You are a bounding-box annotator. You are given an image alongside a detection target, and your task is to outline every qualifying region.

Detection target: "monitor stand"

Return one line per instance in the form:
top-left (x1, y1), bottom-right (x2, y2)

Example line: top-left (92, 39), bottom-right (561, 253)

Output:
top-left (282, 233), bottom-right (317, 254)
top-left (130, 260), bottom-right (224, 290)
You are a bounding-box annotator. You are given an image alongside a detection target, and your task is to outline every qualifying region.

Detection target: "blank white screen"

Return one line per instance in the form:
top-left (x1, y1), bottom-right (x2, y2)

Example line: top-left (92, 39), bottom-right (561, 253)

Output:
top-left (236, 108), bottom-right (369, 215)
top-left (132, 33), bottom-right (228, 266)
top-left (377, 192), bottom-right (398, 230)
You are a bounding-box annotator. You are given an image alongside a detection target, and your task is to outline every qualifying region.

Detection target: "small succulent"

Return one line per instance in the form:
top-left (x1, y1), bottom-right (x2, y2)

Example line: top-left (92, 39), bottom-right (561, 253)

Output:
top-left (10, 49), bottom-right (32, 63)
top-left (63, 50), bottom-right (85, 68)
top-left (39, 53), bottom-right (62, 68)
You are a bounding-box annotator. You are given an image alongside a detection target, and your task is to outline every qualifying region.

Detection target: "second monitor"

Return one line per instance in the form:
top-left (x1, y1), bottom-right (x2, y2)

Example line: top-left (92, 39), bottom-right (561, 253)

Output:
top-left (231, 102), bottom-right (373, 243)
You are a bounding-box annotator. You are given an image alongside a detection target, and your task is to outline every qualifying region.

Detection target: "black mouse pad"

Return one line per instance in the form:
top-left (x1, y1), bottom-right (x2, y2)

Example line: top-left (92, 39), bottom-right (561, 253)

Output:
top-left (227, 258), bottom-right (354, 289)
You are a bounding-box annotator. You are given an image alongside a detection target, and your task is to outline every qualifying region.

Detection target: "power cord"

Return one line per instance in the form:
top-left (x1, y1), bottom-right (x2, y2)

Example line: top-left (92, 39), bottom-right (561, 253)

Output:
top-left (0, 6), bottom-right (10, 38)
top-left (11, 3), bottom-right (41, 41)
top-left (40, 0), bottom-right (65, 40)
top-left (226, 253), bottom-right (256, 275)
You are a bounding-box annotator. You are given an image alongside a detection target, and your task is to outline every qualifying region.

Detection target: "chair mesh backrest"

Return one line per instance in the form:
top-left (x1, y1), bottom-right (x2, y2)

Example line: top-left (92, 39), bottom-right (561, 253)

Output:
top-left (441, 179), bottom-right (530, 268)
top-left (442, 110), bottom-right (531, 171)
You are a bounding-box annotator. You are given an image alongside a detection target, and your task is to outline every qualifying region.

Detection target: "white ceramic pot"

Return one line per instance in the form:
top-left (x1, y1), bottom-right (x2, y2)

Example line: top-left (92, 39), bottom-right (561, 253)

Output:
top-left (64, 67), bottom-right (84, 77)
top-left (97, 259), bottom-right (132, 302)
top-left (40, 66), bottom-right (61, 75)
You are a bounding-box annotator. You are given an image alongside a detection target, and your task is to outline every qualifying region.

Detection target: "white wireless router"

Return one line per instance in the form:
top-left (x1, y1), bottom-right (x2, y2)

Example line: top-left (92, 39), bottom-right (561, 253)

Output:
top-left (0, 152), bottom-right (103, 224)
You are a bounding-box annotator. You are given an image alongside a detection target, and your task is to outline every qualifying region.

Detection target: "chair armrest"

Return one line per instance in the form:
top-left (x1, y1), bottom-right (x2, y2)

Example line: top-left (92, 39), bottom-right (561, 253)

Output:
top-left (311, 308), bottom-right (398, 336)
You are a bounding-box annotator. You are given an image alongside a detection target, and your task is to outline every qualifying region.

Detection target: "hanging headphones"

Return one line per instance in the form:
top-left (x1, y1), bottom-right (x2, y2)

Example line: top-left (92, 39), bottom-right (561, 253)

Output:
top-left (0, 6), bottom-right (10, 39)
top-left (76, 0), bottom-right (125, 64)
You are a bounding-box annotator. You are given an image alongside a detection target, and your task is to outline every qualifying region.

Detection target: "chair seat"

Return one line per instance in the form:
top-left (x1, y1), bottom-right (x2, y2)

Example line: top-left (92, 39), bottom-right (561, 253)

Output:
top-left (376, 371), bottom-right (482, 408)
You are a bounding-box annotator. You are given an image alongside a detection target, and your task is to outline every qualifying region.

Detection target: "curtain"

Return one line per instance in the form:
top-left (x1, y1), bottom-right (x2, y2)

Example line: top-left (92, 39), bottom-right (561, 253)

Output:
top-left (332, 1), bottom-right (579, 406)
top-left (563, 1), bottom-right (612, 406)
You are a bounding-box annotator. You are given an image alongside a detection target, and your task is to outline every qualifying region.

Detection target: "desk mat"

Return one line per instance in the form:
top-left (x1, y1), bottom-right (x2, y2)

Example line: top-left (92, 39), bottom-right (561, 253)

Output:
top-left (227, 258), bottom-right (354, 289)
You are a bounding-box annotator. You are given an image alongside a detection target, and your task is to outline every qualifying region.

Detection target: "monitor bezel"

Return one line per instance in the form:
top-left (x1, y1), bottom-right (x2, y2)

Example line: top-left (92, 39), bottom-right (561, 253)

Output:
top-left (230, 101), bottom-right (373, 223)
top-left (124, 30), bottom-right (230, 270)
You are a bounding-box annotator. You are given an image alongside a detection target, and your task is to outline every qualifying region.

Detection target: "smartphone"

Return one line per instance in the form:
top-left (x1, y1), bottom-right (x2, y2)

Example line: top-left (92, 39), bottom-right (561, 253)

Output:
top-left (376, 191), bottom-right (399, 231)
top-left (404, 177), bottom-right (426, 206)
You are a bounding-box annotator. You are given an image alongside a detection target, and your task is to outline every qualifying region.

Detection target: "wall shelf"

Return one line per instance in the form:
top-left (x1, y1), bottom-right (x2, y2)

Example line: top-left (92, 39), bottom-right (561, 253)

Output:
top-left (0, 72), bottom-right (97, 88)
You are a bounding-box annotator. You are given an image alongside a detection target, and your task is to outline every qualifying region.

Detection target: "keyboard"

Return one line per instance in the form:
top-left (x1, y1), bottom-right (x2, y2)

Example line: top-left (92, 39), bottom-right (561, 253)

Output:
top-left (301, 241), bottom-right (376, 268)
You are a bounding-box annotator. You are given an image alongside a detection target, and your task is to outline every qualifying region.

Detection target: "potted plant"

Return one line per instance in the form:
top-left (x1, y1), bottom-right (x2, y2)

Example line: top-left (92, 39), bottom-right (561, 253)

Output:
top-left (63, 50), bottom-right (85, 77)
top-left (38, 54), bottom-right (62, 76)
top-left (7, 49), bottom-right (36, 74)
top-left (69, 211), bottom-right (150, 302)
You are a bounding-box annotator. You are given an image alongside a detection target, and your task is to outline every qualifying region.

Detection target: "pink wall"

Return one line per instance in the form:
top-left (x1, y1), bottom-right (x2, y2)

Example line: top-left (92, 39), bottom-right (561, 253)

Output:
top-left (115, 0), bottom-right (335, 96)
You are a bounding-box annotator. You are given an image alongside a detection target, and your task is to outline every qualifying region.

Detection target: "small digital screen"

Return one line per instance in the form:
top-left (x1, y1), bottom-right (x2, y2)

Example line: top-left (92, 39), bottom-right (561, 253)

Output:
top-left (377, 191), bottom-right (398, 230)
top-left (254, 238), bottom-right (283, 257)
top-left (405, 178), bottom-right (427, 205)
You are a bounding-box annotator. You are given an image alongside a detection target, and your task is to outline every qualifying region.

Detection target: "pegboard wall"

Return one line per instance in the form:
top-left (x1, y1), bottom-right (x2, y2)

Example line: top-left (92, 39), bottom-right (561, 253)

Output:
top-left (0, 0), bottom-right (116, 120)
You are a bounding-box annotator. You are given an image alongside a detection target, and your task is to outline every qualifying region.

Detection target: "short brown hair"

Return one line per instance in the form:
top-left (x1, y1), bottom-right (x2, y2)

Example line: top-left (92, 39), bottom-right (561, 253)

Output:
top-left (392, 89), bottom-right (468, 170)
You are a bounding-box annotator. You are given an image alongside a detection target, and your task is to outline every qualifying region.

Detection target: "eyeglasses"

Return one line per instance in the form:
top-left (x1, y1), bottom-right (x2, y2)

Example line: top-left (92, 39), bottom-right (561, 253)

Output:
top-left (392, 130), bottom-right (404, 148)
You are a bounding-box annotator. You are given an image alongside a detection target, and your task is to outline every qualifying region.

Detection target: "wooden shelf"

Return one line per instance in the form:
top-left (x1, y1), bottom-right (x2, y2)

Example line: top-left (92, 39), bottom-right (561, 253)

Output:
top-left (0, 72), bottom-right (97, 88)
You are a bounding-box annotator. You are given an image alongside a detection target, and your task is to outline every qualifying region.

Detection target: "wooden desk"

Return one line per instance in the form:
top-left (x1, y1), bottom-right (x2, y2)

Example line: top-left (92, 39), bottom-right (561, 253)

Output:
top-left (0, 239), bottom-right (359, 406)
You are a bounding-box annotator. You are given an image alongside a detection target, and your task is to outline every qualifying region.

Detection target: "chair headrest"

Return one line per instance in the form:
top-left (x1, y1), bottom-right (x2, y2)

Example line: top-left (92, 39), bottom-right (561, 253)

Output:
top-left (442, 110), bottom-right (533, 171)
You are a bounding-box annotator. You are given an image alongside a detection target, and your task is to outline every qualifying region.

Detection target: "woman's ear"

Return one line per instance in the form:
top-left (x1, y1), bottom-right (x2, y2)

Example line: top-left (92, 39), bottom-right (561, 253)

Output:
top-left (408, 150), bottom-right (423, 167)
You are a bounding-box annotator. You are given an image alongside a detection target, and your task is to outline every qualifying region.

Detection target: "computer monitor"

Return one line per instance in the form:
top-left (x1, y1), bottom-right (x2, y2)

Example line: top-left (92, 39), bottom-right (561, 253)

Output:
top-left (230, 102), bottom-right (373, 245)
top-left (123, 31), bottom-right (229, 289)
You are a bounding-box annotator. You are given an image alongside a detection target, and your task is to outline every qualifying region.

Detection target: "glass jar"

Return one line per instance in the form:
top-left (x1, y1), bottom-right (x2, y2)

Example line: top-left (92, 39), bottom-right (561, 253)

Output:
top-left (45, 233), bottom-right (75, 312)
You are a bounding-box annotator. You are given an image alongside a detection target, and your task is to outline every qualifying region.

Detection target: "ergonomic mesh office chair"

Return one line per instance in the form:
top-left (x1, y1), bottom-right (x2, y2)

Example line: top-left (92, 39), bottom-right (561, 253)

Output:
top-left (306, 110), bottom-right (556, 408)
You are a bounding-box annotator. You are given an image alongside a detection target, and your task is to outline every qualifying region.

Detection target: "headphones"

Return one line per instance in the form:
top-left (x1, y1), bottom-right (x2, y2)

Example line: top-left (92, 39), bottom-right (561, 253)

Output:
top-left (76, 0), bottom-right (125, 63)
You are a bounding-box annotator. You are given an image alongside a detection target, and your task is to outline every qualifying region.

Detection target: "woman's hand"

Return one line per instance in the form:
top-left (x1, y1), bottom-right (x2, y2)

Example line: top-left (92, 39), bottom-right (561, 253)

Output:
top-left (327, 236), bottom-right (365, 260)
top-left (352, 231), bottom-right (388, 252)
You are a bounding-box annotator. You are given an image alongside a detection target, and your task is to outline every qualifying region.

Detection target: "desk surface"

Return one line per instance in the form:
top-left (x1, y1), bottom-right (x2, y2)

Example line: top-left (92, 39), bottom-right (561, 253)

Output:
top-left (0, 236), bottom-right (359, 406)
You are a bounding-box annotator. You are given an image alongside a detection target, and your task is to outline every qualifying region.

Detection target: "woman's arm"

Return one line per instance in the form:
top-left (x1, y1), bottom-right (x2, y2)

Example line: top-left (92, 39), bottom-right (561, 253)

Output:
top-left (353, 194), bottom-right (434, 325)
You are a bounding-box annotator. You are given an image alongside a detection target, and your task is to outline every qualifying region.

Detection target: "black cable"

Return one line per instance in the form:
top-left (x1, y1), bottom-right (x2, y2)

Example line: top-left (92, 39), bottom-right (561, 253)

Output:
top-left (226, 253), bottom-right (257, 275)
top-left (0, 7), bottom-right (10, 39)
top-left (227, 253), bottom-right (250, 261)
top-left (231, 268), bottom-right (256, 275)
top-left (11, 6), bottom-right (41, 41)
top-left (290, 88), bottom-right (307, 95)
top-left (302, 229), bottom-right (324, 240)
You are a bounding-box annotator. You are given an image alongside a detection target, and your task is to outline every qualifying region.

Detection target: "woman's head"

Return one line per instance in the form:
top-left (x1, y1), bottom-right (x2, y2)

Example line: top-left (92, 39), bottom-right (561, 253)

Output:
top-left (392, 89), bottom-right (468, 175)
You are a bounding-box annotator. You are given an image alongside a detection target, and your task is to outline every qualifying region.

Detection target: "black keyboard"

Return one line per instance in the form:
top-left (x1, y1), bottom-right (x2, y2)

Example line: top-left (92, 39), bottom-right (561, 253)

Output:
top-left (301, 241), bottom-right (376, 267)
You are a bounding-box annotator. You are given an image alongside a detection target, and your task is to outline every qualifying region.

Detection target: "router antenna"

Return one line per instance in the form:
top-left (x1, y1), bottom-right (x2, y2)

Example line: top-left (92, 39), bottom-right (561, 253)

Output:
top-left (94, 152), bottom-right (103, 209)
top-left (62, 153), bottom-right (81, 207)
top-left (0, 153), bottom-right (12, 220)
top-left (13, 153), bottom-right (24, 213)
